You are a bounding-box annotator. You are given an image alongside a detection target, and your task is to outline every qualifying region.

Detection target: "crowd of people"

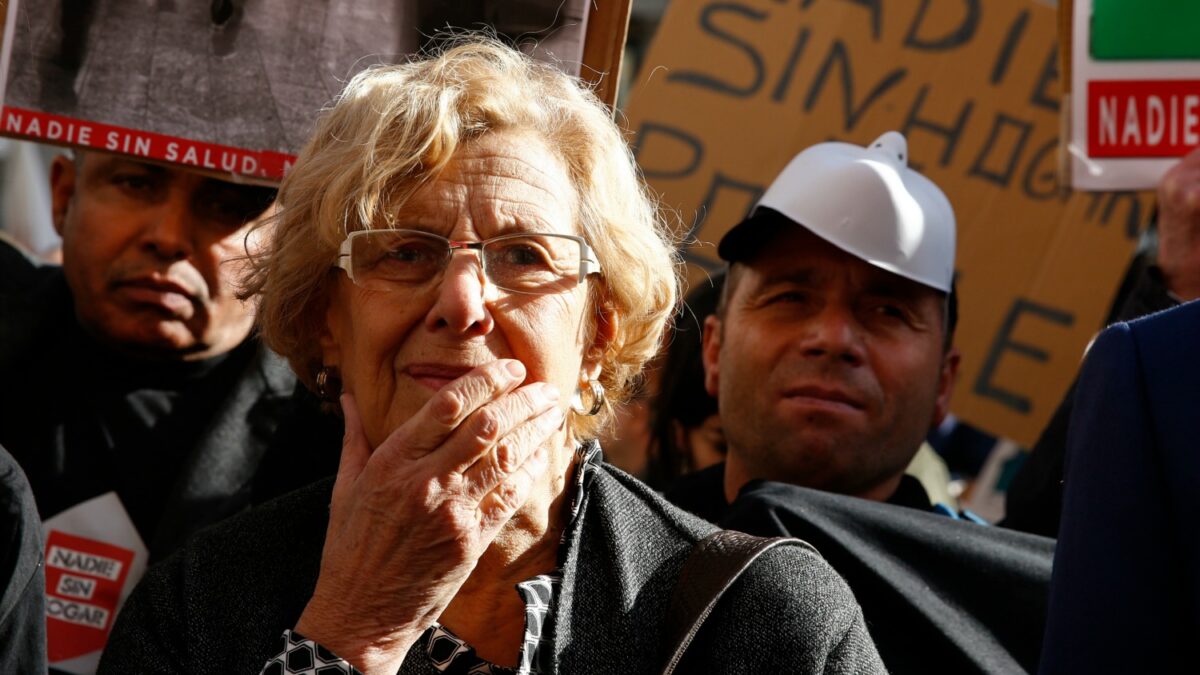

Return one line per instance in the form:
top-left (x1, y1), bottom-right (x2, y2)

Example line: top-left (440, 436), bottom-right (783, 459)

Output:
top-left (2, 36), bottom-right (1199, 675)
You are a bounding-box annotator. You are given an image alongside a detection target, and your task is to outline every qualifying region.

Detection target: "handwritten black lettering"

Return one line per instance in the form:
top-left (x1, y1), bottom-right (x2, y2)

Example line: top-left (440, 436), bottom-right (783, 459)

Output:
top-left (772, 26), bottom-right (812, 102)
top-left (692, 171), bottom-right (763, 240)
top-left (827, 0), bottom-right (883, 41)
top-left (634, 122), bottom-right (705, 181)
top-left (969, 112), bottom-right (1034, 188)
top-left (1030, 43), bottom-right (1061, 112)
top-left (974, 298), bottom-right (1074, 414)
top-left (1021, 137), bottom-right (1063, 201)
top-left (904, 0), bottom-right (981, 51)
top-left (804, 40), bottom-right (907, 132)
top-left (990, 9), bottom-right (1030, 85)
top-left (667, 3), bottom-right (767, 98)
top-left (901, 85), bottom-right (973, 170)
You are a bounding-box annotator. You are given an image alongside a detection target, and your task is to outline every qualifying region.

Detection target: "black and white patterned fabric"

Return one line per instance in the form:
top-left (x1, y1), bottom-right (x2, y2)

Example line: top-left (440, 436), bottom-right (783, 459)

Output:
top-left (261, 630), bottom-right (361, 675)
top-left (513, 574), bottom-right (561, 674)
top-left (259, 443), bottom-right (602, 675)
top-left (567, 443), bottom-right (600, 524)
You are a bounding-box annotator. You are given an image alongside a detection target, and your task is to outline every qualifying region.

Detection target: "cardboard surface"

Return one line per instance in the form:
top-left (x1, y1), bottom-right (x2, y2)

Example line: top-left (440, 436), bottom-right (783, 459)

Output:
top-left (625, 0), bottom-right (1151, 447)
top-left (0, 0), bottom-right (621, 182)
top-left (1067, 0), bottom-right (1200, 190)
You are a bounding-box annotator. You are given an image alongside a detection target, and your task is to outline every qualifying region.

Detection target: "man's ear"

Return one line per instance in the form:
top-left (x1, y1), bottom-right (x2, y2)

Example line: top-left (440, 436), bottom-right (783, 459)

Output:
top-left (701, 314), bottom-right (722, 398)
top-left (49, 155), bottom-right (77, 237)
top-left (930, 347), bottom-right (961, 430)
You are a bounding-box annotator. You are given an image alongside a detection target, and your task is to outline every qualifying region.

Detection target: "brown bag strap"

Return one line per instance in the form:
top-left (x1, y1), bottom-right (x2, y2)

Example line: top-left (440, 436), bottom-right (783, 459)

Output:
top-left (661, 530), bottom-right (816, 675)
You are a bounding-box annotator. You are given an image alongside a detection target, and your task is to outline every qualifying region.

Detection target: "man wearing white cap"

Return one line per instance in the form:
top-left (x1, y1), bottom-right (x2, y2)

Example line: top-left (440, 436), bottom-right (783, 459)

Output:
top-left (672, 131), bottom-right (960, 516)
top-left (665, 136), bottom-right (1061, 673)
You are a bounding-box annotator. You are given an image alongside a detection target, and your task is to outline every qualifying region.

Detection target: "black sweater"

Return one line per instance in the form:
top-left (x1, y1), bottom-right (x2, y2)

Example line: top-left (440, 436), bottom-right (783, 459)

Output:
top-left (99, 460), bottom-right (886, 674)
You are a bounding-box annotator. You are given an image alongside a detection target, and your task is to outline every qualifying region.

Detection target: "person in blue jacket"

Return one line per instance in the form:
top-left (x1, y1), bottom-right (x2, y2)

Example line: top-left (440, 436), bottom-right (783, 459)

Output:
top-left (1041, 300), bottom-right (1200, 674)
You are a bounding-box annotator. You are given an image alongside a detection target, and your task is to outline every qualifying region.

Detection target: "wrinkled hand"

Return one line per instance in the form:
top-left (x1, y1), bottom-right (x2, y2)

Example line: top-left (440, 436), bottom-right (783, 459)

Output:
top-left (1157, 145), bottom-right (1200, 300)
top-left (294, 359), bottom-right (562, 674)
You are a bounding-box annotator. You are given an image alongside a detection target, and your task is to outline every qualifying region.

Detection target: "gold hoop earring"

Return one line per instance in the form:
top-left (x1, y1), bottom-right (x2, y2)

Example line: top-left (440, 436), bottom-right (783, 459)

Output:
top-left (315, 366), bottom-right (342, 401)
top-left (571, 378), bottom-right (604, 416)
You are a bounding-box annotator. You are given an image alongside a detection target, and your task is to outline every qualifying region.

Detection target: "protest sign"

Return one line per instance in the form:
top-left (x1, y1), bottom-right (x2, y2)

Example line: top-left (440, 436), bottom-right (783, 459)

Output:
top-left (0, 0), bottom-right (626, 182)
top-left (43, 493), bottom-right (148, 675)
top-left (625, 0), bottom-right (1152, 447)
top-left (1067, 0), bottom-right (1200, 190)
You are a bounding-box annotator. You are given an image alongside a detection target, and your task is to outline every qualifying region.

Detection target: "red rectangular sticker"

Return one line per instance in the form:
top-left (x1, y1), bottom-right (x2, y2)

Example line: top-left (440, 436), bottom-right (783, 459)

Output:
top-left (1087, 80), bottom-right (1200, 158)
top-left (44, 531), bottom-right (137, 662)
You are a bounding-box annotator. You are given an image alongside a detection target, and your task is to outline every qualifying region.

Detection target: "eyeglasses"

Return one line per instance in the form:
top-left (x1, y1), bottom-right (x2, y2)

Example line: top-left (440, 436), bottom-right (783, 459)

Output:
top-left (335, 229), bottom-right (603, 295)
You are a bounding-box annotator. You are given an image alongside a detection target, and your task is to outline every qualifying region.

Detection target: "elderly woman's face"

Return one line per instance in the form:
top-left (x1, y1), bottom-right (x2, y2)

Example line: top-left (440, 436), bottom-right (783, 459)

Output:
top-left (320, 130), bottom-right (597, 448)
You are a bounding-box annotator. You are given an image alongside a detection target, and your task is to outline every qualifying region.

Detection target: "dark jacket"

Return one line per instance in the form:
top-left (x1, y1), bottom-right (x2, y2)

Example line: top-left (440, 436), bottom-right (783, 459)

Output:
top-left (721, 481), bottom-right (1053, 674)
top-left (99, 461), bottom-right (886, 674)
top-left (1041, 301), bottom-right (1200, 674)
top-left (0, 238), bottom-right (340, 560)
top-left (665, 462), bottom-right (938, 524)
top-left (0, 443), bottom-right (46, 675)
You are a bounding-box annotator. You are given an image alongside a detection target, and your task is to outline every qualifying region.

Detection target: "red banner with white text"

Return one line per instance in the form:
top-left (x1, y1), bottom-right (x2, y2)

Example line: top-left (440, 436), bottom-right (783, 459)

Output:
top-left (2, 106), bottom-right (295, 180)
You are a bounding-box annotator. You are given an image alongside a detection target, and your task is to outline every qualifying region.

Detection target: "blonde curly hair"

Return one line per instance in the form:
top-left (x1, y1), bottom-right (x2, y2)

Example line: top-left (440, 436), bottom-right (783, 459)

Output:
top-left (244, 38), bottom-right (680, 440)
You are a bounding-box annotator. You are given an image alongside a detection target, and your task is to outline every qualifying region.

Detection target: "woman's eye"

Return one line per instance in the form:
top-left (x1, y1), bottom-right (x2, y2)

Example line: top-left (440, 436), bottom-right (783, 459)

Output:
top-left (386, 245), bottom-right (434, 263)
top-left (500, 244), bottom-right (548, 267)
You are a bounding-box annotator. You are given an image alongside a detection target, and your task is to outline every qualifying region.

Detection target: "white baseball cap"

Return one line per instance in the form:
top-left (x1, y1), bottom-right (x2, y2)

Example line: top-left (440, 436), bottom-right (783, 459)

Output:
top-left (718, 131), bottom-right (956, 293)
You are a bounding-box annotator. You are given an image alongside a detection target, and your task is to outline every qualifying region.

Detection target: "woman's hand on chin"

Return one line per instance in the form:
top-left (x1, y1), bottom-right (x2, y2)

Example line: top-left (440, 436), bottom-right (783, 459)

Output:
top-left (294, 359), bottom-right (563, 674)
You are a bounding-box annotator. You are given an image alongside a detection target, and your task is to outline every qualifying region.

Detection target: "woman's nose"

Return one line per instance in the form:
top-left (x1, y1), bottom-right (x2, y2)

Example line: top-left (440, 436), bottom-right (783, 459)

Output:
top-left (424, 252), bottom-right (495, 335)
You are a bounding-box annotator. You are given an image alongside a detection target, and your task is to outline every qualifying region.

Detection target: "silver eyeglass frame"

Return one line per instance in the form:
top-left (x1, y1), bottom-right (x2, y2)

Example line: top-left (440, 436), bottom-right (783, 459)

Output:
top-left (334, 229), bottom-right (603, 293)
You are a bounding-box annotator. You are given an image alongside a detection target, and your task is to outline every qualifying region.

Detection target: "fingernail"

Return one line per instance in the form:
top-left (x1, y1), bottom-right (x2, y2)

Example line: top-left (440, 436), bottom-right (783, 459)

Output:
top-left (541, 383), bottom-right (560, 402)
top-left (506, 360), bottom-right (526, 379)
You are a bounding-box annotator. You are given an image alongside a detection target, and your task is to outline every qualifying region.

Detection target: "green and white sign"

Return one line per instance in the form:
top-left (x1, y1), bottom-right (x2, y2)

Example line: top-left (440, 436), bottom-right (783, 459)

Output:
top-left (1070, 0), bottom-right (1200, 190)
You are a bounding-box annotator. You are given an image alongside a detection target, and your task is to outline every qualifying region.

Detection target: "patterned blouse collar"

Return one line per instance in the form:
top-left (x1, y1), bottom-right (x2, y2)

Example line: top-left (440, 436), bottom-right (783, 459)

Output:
top-left (417, 440), bottom-right (601, 675)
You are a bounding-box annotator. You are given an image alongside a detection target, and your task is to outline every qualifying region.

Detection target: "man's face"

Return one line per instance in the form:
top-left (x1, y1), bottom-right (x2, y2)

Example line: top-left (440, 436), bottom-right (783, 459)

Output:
top-left (703, 226), bottom-right (958, 501)
top-left (51, 154), bottom-right (275, 360)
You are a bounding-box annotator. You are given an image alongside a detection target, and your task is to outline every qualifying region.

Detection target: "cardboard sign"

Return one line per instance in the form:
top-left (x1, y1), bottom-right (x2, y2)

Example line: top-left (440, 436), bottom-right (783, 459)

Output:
top-left (43, 493), bottom-right (149, 675)
top-left (0, 0), bottom-right (623, 182)
top-left (624, 0), bottom-right (1152, 447)
top-left (1068, 0), bottom-right (1200, 189)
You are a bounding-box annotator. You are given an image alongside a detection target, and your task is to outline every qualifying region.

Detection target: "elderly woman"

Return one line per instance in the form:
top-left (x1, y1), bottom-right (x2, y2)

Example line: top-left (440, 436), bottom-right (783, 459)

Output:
top-left (99, 41), bottom-right (883, 674)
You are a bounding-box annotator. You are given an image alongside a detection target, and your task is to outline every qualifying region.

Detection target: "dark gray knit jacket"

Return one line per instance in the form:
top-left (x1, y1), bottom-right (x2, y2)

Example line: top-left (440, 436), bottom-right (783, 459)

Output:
top-left (98, 459), bottom-right (886, 674)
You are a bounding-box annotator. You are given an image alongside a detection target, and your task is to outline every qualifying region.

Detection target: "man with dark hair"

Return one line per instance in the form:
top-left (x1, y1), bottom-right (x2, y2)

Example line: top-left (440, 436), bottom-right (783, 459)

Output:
top-left (0, 151), bottom-right (340, 551)
top-left (0, 151), bottom-right (338, 670)
top-left (1040, 300), bottom-right (1200, 674)
top-left (668, 132), bottom-right (961, 519)
top-left (665, 134), bottom-right (1054, 675)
